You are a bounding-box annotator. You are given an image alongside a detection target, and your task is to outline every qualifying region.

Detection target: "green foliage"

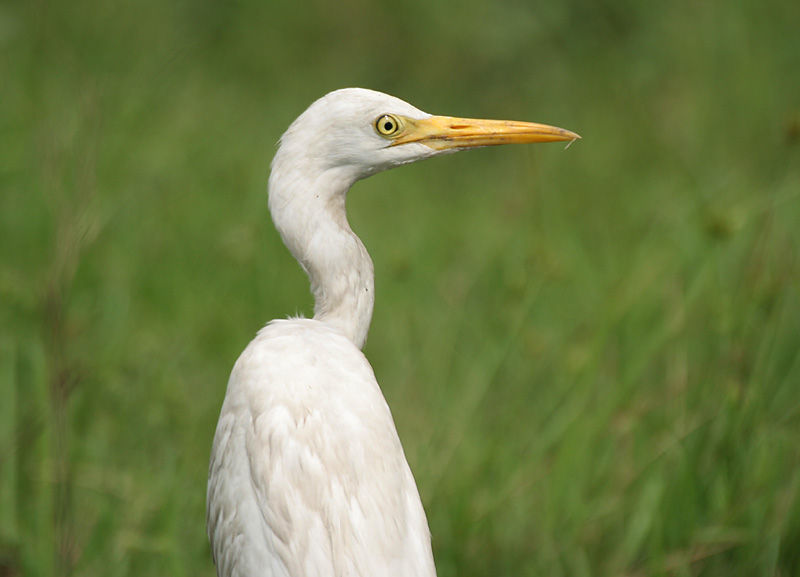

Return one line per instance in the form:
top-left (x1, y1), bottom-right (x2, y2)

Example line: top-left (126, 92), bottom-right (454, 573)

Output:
top-left (1, 0), bottom-right (799, 575)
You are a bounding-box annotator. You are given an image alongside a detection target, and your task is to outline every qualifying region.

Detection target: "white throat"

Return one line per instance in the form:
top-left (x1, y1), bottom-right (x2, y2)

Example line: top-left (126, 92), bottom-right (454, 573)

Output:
top-left (268, 161), bottom-right (374, 349)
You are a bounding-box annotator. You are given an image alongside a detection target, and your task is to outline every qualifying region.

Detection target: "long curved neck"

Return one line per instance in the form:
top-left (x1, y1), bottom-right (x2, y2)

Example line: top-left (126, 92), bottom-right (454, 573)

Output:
top-left (268, 164), bottom-right (374, 349)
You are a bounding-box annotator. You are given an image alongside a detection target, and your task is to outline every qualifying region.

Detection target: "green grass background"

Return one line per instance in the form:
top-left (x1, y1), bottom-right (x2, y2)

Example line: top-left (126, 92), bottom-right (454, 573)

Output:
top-left (2, 0), bottom-right (799, 575)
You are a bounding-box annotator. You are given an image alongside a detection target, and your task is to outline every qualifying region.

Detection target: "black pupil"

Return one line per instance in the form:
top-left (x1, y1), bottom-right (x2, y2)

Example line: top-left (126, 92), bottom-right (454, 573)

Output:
top-left (383, 121), bottom-right (393, 131)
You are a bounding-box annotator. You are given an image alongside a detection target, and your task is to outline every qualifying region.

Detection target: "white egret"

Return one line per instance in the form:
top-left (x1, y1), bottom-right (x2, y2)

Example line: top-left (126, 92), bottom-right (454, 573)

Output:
top-left (207, 88), bottom-right (578, 577)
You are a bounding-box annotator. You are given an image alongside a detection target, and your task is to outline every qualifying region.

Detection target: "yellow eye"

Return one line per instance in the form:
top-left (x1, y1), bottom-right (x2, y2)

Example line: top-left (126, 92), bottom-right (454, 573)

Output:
top-left (375, 114), bottom-right (402, 137)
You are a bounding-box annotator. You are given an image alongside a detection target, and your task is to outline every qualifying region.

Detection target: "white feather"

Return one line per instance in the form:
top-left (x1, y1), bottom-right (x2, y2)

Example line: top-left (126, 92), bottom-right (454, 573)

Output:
top-left (208, 320), bottom-right (434, 577)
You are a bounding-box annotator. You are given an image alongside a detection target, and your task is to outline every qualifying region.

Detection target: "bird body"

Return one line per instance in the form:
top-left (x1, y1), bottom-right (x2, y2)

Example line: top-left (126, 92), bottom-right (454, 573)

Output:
top-left (207, 318), bottom-right (434, 577)
top-left (207, 88), bottom-right (578, 576)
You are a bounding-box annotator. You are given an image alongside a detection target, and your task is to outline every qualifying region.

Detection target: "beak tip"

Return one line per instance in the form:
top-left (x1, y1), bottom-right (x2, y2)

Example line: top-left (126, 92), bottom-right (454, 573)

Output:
top-left (563, 130), bottom-right (581, 149)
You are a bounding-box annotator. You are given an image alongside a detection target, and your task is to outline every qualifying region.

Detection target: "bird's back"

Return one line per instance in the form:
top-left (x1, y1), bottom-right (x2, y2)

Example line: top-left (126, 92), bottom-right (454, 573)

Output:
top-left (207, 318), bottom-right (435, 577)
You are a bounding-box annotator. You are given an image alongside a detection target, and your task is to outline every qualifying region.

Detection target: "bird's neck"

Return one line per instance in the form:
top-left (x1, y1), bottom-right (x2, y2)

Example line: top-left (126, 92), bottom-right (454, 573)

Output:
top-left (268, 166), bottom-right (374, 349)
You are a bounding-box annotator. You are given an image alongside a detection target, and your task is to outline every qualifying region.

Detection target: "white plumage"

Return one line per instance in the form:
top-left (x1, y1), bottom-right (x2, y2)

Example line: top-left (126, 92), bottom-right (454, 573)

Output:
top-left (207, 88), bottom-right (578, 577)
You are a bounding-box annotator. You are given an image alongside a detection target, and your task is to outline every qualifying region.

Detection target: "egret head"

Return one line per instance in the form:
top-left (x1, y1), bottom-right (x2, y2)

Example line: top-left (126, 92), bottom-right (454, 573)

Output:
top-left (266, 88), bottom-right (579, 347)
top-left (271, 88), bottom-right (580, 187)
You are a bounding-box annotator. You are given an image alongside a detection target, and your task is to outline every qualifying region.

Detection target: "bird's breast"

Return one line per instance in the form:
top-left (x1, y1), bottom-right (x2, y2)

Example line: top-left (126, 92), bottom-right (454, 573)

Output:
top-left (207, 318), bottom-right (435, 577)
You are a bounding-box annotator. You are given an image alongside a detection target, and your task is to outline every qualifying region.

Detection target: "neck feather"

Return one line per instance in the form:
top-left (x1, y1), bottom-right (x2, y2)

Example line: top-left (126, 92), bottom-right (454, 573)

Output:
top-left (268, 165), bottom-right (374, 349)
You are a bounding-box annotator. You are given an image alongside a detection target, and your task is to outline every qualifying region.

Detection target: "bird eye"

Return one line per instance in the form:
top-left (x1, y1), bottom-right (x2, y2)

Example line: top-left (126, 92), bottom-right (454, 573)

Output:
top-left (375, 114), bottom-right (401, 137)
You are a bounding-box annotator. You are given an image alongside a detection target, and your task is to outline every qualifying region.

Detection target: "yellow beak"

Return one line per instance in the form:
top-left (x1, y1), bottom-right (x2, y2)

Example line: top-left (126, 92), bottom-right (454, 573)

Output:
top-left (392, 115), bottom-right (580, 150)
